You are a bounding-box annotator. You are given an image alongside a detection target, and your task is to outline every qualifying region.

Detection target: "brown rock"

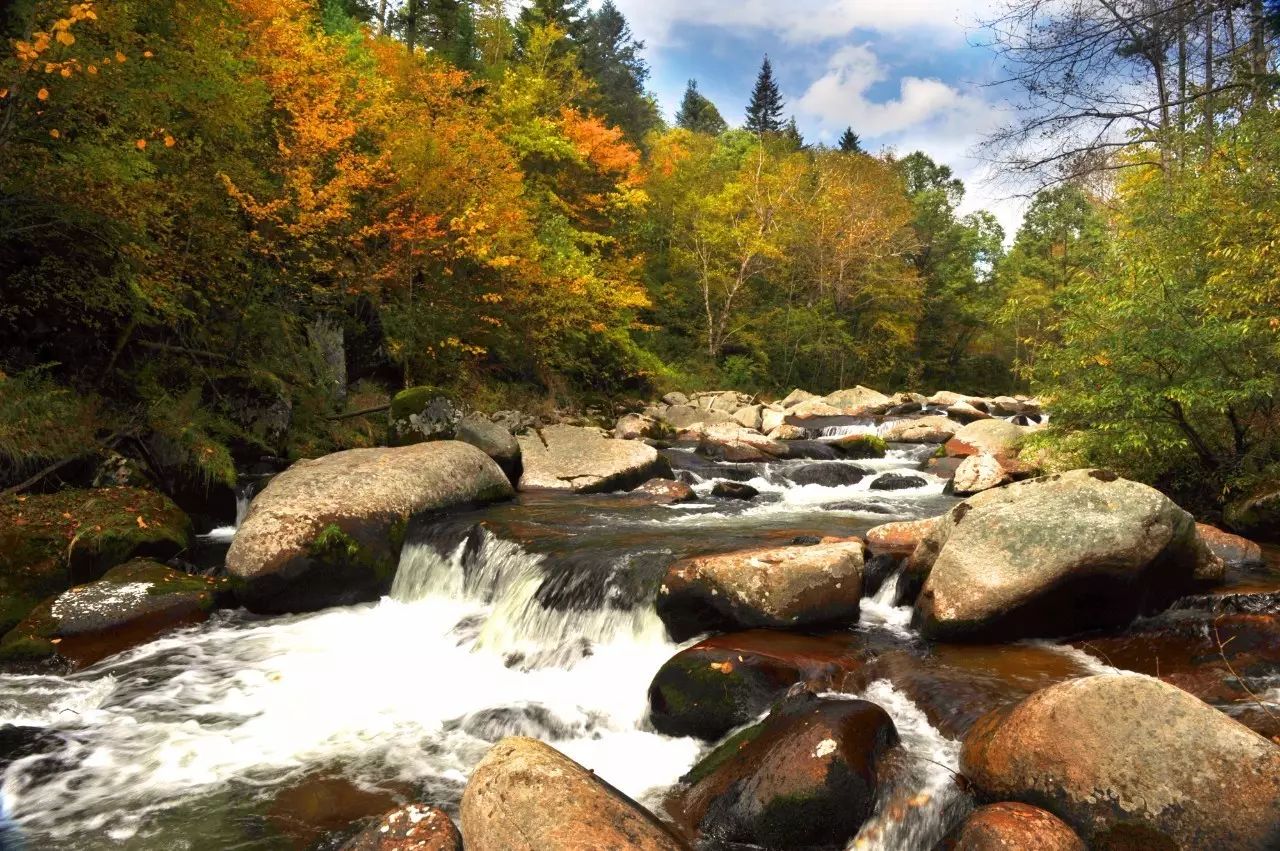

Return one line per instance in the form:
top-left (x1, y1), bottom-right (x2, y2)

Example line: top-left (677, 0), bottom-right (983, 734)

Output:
top-left (518, 425), bottom-right (670, 493)
top-left (341, 804), bottom-right (461, 851)
top-left (951, 803), bottom-right (1084, 851)
top-left (460, 737), bottom-right (687, 851)
top-left (656, 542), bottom-right (866, 641)
top-left (960, 674), bottom-right (1280, 850)
top-left (952, 454), bottom-right (1012, 496)
top-left (944, 420), bottom-right (1035, 459)
top-left (866, 517), bottom-right (942, 559)
top-left (628, 478), bottom-right (696, 505)
top-left (882, 415), bottom-right (958, 444)
top-left (1196, 522), bottom-right (1264, 568)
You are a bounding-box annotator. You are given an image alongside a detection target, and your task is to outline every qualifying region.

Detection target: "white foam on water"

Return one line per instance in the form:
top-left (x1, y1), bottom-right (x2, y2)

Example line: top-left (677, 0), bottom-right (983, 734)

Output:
top-left (0, 535), bottom-right (701, 846)
top-left (1028, 641), bottom-right (1124, 676)
top-left (859, 569), bottom-right (914, 635)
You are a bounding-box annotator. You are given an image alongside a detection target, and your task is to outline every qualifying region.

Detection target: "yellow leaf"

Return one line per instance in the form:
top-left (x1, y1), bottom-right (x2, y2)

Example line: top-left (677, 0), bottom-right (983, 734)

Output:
top-left (136, 515), bottom-right (148, 528)
top-left (0, 89), bottom-right (7, 99)
top-left (115, 51), bottom-right (127, 63)
top-left (87, 64), bottom-right (97, 75)
top-left (163, 135), bottom-right (176, 148)
top-left (135, 138), bottom-right (147, 150)
top-left (143, 50), bottom-right (153, 58)
top-left (37, 88), bottom-right (49, 101)
top-left (50, 128), bottom-right (60, 138)
top-left (56, 30), bottom-right (75, 46)
top-left (59, 67), bottom-right (71, 78)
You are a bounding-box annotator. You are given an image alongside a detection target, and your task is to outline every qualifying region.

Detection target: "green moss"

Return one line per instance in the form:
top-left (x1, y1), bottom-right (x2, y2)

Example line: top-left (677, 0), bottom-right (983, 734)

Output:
top-left (389, 386), bottom-right (449, 421)
top-left (933, 444), bottom-right (948, 459)
top-left (834, 434), bottom-right (888, 459)
top-left (306, 520), bottom-right (401, 585)
top-left (682, 720), bottom-right (765, 786)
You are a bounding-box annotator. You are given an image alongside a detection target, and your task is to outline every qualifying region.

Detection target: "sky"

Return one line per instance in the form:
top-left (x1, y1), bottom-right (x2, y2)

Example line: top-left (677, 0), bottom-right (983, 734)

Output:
top-left (596, 0), bottom-right (1028, 237)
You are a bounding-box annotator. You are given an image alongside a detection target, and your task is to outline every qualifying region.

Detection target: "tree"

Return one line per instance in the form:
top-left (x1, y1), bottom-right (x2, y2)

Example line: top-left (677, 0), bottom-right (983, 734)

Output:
top-left (577, 1), bottom-right (660, 144)
top-left (421, 0), bottom-right (476, 68)
top-left (782, 116), bottom-right (804, 150)
top-left (744, 55), bottom-right (784, 134)
top-left (675, 80), bottom-right (727, 135)
top-left (838, 127), bottom-right (862, 153)
top-left (517, 0), bottom-right (587, 44)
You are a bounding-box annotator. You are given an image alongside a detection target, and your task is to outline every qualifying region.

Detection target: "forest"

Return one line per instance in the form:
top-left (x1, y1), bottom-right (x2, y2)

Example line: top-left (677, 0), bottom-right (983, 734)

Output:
top-left (1, 0), bottom-right (1279, 517)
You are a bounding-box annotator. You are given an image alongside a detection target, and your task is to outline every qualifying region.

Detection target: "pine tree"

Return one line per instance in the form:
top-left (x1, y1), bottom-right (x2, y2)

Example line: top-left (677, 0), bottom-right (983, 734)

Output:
top-left (578, 1), bottom-right (661, 143)
top-left (838, 127), bottom-right (862, 153)
top-left (675, 80), bottom-right (728, 135)
top-left (424, 0), bottom-right (476, 68)
top-left (745, 56), bottom-right (785, 134)
top-left (782, 116), bottom-right (804, 149)
top-left (518, 0), bottom-right (588, 42)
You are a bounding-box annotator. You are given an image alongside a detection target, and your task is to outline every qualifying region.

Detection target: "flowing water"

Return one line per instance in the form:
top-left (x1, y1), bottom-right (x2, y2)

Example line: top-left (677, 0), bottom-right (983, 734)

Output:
top-left (2, 443), bottom-right (1278, 850)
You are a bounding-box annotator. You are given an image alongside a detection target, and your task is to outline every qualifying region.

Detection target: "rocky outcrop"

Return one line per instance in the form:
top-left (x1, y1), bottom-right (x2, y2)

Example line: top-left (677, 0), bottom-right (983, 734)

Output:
top-left (0, 559), bottom-right (224, 668)
top-left (615, 413), bottom-right (660, 441)
top-left (227, 442), bottom-right (513, 613)
top-left (911, 470), bottom-right (1221, 641)
top-left (0, 487), bottom-right (192, 636)
top-left (341, 804), bottom-right (461, 851)
top-left (457, 415), bottom-right (522, 483)
top-left (865, 517), bottom-right (942, 558)
top-left (460, 737), bottom-right (687, 851)
top-left (949, 803), bottom-right (1085, 851)
top-left (945, 420), bottom-right (1035, 459)
top-left (657, 541), bottom-right (865, 641)
top-left (951, 454), bottom-right (1012, 496)
top-left (961, 674), bottom-right (1280, 850)
top-left (674, 692), bottom-right (898, 850)
top-left (647, 630), bottom-right (867, 741)
top-left (388, 386), bottom-right (461, 446)
top-left (518, 425), bottom-right (671, 494)
top-left (1196, 523), bottom-right (1265, 569)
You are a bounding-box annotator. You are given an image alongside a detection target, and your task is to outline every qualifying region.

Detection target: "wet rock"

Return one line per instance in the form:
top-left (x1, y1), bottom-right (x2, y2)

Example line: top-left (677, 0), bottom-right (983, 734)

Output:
top-left (782, 462), bottom-right (867, 488)
top-left (711, 481), bottom-right (759, 501)
top-left (862, 552), bottom-right (901, 597)
top-left (460, 737), bottom-right (686, 851)
top-left (341, 804), bottom-right (461, 851)
top-left (518, 425), bottom-right (671, 494)
top-left (675, 692), bottom-right (898, 850)
top-left (882, 416), bottom-right (958, 444)
top-left (629, 478), bottom-right (697, 505)
top-left (457, 415), bottom-right (522, 483)
top-left (656, 541), bottom-right (865, 641)
top-left (1196, 522), bottom-right (1264, 569)
top-left (615, 412), bottom-right (660, 441)
top-left (944, 420), bottom-right (1034, 459)
top-left (951, 454), bottom-right (1012, 496)
top-left (866, 517), bottom-right (942, 559)
top-left (0, 487), bottom-right (193, 635)
top-left (270, 773), bottom-right (407, 849)
top-left (227, 442), bottom-right (513, 613)
top-left (869, 473), bottom-right (928, 491)
top-left (960, 674), bottom-right (1280, 849)
top-left (0, 559), bottom-right (225, 667)
top-left (831, 434), bottom-right (888, 459)
top-left (648, 631), bottom-right (869, 741)
top-left (389, 386), bottom-right (461, 446)
top-left (1225, 487), bottom-right (1280, 542)
top-left (911, 470), bottom-right (1222, 641)
top-left (948, 802), bottom-right (1085, 851)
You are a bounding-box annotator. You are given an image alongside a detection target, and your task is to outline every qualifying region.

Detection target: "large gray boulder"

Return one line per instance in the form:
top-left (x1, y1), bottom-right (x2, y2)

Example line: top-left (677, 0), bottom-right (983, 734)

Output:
top-left (961, 674), bottom-right (1280, 850)
top-left (456, 415), bottom-right (521, 483)
top-left (517, 425), bottom-right (670, 493)
top-left (657, 541), bottom-right (866, 641)
top-left (882, 415), bottom-right (958, 444)
top-left (910, 470), bottom-right (1221, 641)
top-left (227, 442), bottom-right (513, 613)
top-left (460, 737), bottom-right (686, 851)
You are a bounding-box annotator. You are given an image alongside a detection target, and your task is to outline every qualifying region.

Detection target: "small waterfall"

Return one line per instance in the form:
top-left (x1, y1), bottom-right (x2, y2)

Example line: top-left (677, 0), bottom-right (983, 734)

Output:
top-left (818, 417), bottom-right (912, 439)
top-left (200, 479), bottom-right (259, 543)
top-left (860, 568), bottom-right (913, 634)
top-left (872, 567), bottom-right (904, 608)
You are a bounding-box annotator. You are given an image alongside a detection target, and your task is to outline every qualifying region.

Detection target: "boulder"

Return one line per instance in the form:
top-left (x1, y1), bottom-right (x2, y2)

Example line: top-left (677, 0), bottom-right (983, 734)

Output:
top-left (227, 442), bottom-right (512, 613)
top-left (662, 405), bottom-right (732, 430)
top-left (711, 481), bottom-right (759, 501)
top-left (0, 487), bottom-right (192, 635)
top-left (949, 803), bottom-right (1085, 851)
top-left (388, 386), bottom-right (461, 446)
top-left (731, 405), bottom-right (764, 431)
top-left (782, 462), bottom-right (867, 488)
top-left (341, 804), bottom-right (461, 851)
top-left (882, 416), bottom-right (957, 444)
top-left (823, 386), bottom-right (891, 412)
top-left (460, 737), bottom-right (686, 851)
top-left (945, 420), bottom-right (1033, 459)
top-left (0, 559), bottom-right (224, 668)
top-left (615, 412), bottom-right (659, 441)
top-left (656, 541), bottom-right (866, 641)
top-left (457, 415), bottom-right (522, 483)
top-left (911, 470), bottom-right (1222, 641)
top-left (662, 391), bottom-right (690, 406)
top-left (866, 517), bottom-right (942, 559)
top-left (518, 425), bottom-right (670, 494)
top-left (767, 424), bottom-right (808, 441)
top-left (760, 406), bottom-right (787, 434)
top-left (831, 434), bottom-right (888, 459)
top-left (648, 631), bottom-right (867, 741)
top-left (1225, 487), bottom-right (1280, 542)
top-left (675, 692), bottom-right (898, 850)
top-left (951, 454), bottom-right (1012, 496)
top-left (786, 399), bottom-right (846, 420)
top-left (696, 424), bottom-right (785, 462)
top-left (928, 390), bottom-right (983, 408)
top-left (779, 389), bottom-right (818, 408)
top-left (869, 473), bottom-right (928, 491)
top-left (961, 674), bottom-right (1280, 850)
top-left (629, 478), bottom-right (697, 505)
top-left (1197, 523), bottom-right (1265, 569)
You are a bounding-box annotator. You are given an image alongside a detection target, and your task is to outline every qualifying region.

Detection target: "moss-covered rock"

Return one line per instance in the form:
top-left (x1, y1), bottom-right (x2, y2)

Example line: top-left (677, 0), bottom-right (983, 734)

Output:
top-left (0, 559), bottom-right (224, 668)
top-left (831, 434), bottom-right (888, 459)
top-left (0, 488), bottom-right (193, 635)
top-left (388, 386), bottom-right (461, 447)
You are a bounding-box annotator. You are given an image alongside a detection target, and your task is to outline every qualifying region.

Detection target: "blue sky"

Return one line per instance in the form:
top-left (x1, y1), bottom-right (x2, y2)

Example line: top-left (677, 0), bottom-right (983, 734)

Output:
top-left (597, 0), bottom-right (1026, 235)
